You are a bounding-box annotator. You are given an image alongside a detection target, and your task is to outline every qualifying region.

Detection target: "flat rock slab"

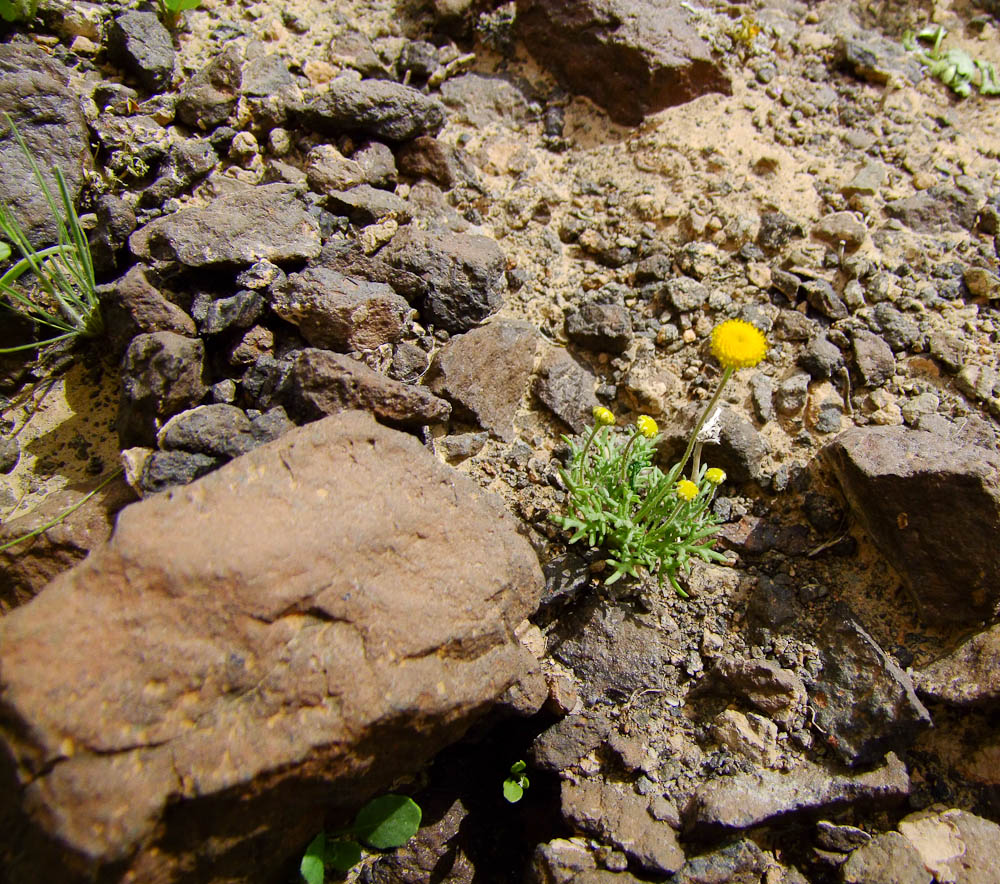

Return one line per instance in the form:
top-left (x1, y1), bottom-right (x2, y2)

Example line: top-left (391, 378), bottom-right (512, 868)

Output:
top-left (0, 411), bottom-right (543, 883)
top-left (516, 0), bottom-right (731, 126)
top-left (684, 752), bottom-right (910, 836)
top-left (824, 426), bottom-right (1000, 625)
top-left (428, 320), bottom-right (540, 442)
top-left (129, 183), bottom-right (321, 267)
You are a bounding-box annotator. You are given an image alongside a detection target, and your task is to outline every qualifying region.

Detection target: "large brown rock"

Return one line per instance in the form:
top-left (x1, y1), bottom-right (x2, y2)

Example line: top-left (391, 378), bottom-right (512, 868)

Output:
top-left (825, 427), bottom-right (1000, 625)
top-left (515, 0), bottom-right (731, 126)
top-left (0, 411), bottom-right (543, 883)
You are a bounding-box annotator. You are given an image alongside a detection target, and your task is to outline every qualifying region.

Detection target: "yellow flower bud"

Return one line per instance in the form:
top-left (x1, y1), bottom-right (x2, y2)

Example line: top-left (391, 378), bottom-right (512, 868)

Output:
top-left (592, 406), bottom-right (615, 427)
top-left (710, 319), bottom-right (768, 370)
top-left (636, 415), bottom-right (658, 439)
top-left (676, 479), bottom-right (699, 502)
top-left (705, 467), bottom-right (726, 485)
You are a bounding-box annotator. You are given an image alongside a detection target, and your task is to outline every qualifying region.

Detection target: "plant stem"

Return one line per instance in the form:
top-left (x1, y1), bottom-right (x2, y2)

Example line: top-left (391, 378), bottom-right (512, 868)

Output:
top-left (618, 430), bottom-right (639, 485)
top-left (576, 424), bottom-right (603, 484)
top-left (675, 367), bottom-right (733, 480)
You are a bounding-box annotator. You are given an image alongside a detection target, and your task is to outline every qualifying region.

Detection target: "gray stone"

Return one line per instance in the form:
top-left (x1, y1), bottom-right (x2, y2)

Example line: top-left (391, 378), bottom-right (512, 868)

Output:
top-left (813, 212), bottom-right (867, 250)
top-left (0, 437), bottom-right (19, 474)
top-left (750, 373), bottom-right (775, 423)
top-left (139, 449), bottom-right (221, 493)
top-left (885, 187), bottom-right (981, 233)
top-left (285, 349), bottom-right (450, 428)
top-left (438, 432), bottom-right (487, 462)
top-left (672, 839), bottom-right (768, 884)
top-left (565, 303), bottom-right (632, 354)
top-left (427, 320), bottom-right (539, 442)
top-left (175, 43), bottom-right (242, 130)
top-left (808, 605), bottom-right (931, 767)
top-left (530, 710), bottom-right (612, 772)
top-left (660, 277), bottom-right (709, 313)
top-left (530, 838), bottom-right (644, 884)
top-left (156, 404), bottom-right (259, 460)
top-left (843, 162), bottom-right (886, 197)
top-left (775, 371), bottom-right (810, 416)
top-left (871, 303), bottom-right (920, 352)
top-left (98, 265), bottom-right (196, 356)
top-left (851, 329), bottom-right (895, 388)
top-left (825, 426), bottom-right (1000, 624)
top-left (107, 11), bottom-right (175, 92)
top-left (685, 753), bottom-right (910, 836)
top-left (324, 184), bottom-right (412, 225)
top-left (89, 193), bottom-right (138, 276)
top-left (515, 0), bottom-right (731, 126)
top-left (299, 77), bottom-right (446, 141)
top-left (352, 141), bottom-right (397, 189)
top-left (709, 656), bottom-right (807, 727)
top-left (130, 184), bottom-right (321, 268)
top-left (956, 364), bottom-right (1000, 402)
top-left (378, 226), bottom-right (507, 333)
top-left (803, 279), bottom-right (849, 320)
top-left (800, 334), bottom-right (845, 379)
top-left (388, 341), bottom-right (429, 384)
top-left (305, 144), bottom-right (366, 193)
top-left (198, 290), bottom-right (265, 336)
top-left (0, 44), bottom-right (92, 247)
top-left (817, 821), bottom-right (872, 853)
top-left (439, 73), bottom-right (531, 127)
top-left (534, 347), bottom-right (601, 434)
top-left (119, 332), bottom-right (208, 447)
top-left (758, 211), bottom-right (804, 251)
top-left (270, 267), bottom-right (410, 352)
top-left (913, 624), bottom-right (1000, 706)
top-left (840, 832), bottom-right (931, 884)
top-left (0, 412), bottom-right (542, 883)
top-left (561, 779), bottom-right (684, 875)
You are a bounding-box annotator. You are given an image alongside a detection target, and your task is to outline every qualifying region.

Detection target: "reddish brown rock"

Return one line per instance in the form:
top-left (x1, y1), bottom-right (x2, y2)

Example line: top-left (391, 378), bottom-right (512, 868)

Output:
top-left (0, 411), bottom-right (543, 883)
top-left (516, 0), bottom-right (731, 126)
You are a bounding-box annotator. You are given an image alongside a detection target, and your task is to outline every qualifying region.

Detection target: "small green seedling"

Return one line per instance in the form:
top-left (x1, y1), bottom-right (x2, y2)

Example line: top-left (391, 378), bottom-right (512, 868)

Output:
top-left (503, 760), bottom-right (530, 803)
top-left (0, 0), bottom-right (38, 23)
top-left (300, 794), bottom-right (422, 883)
top-left (157, 0), bottom-right (201, 26)
top-left (0, 114), bottom-right (102, 352)
top-left (903, 25), bottom-right (1000, 97)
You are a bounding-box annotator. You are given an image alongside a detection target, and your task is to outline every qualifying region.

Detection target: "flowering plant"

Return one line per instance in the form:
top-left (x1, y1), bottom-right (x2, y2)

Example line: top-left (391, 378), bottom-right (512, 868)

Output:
top-left (552, 319), bottom-right (767, 596)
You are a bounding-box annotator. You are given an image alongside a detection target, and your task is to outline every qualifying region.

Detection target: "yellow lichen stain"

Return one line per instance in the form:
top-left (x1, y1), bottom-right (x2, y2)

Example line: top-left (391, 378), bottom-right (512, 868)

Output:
top-left (143, 679), bottom-right (168, 698)
top-left (315, 487), bottom-right (329, 499)
top-left (59, 737), bottom-right (76, 758)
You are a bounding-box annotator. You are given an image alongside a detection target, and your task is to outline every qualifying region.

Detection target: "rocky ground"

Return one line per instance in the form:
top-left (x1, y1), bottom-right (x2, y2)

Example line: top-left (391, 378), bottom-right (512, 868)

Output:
top-left (2, 0), bottom-right (1000, 881)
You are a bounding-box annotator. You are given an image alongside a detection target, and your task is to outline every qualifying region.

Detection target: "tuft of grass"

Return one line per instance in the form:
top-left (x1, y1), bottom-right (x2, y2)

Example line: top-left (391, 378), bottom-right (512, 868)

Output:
top-left (0, 113), bottom-right (102, 353)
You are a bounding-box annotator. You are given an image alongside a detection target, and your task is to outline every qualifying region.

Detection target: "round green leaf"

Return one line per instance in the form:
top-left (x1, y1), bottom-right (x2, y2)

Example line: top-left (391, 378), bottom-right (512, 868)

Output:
top-left (509, 760), bottom-right (527, 775)
top-left (355, 795), bottom-right (422, 849)
top-left (502, 779), bottom-right (524, 803)
top-left (325, 839), bottom-right (363, 873)
top-left (300, 834), bottom-right (326, 884)
top-left (0, 241), bottom-right (10, 262)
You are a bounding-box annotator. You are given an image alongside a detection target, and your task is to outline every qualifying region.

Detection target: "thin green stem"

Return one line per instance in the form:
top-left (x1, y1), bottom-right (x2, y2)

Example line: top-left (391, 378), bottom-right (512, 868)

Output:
top-left (618, 430), bottom-right (639, 485)
top-left (576, 424), bottom-right (602, 484)
top-left (676, 367), bottom-right (733, 480)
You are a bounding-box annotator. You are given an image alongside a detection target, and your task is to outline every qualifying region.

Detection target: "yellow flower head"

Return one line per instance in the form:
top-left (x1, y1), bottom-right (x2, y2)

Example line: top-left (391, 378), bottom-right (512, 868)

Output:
top-left (710, 319), bottom-right (768, 370)
top-left (593, 406), bottom-right (615, 427)
top-left (705, 467), bottom-right (726, 485)
top-left (636, 415), bottom-right (658, 439)
top-left (676, 479), bottom-right (699, 502)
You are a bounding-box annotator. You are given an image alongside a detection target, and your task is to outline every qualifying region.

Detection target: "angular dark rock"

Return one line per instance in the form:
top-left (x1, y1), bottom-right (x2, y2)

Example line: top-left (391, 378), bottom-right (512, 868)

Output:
top-left (106, 11), bottom-right (175, 92)
top-left (299, 77), bottom-right (446, 141)
top-left (157, 404), bottom-right (260, 460)
top-left (285, 349), bottom-right (451, 428)
top-left (396, 136), bottom-right (481, 190)
top-left (851, 329), bottom-right (895, 388)
top-left (840, 37), bottom-right (924, 86)
top-left (807, 605), bottom-right (931, 767)
top-left (885, 187), bottom-right (981, 234)
top-left (0, 44), bottom-right (92, 246)
top-left (118, 332), bottom-right (208, 447)
top-left (775, 371), bottom-right (810, 416)
top-left (671, 839), bottom-right (768, 884)
top-left (800, 334), bottom-right (845, 379)
top-left (658, 276), bottom-right (709, 313)
top-left (89, 194), bottom-right (138, 276)
top-left (803, 279), bottom-right (848, 320)
top-left (270, 267), bottom-right (411, 352)
top-left (378, 226), bottom-right (507, 332)
top-left (870, 303), bottom-right (920, 352)
top-left (530, 710), bottom-right (613, 772)
top-left (353, 141), bottom-right (397, 189)
top-left (812, 212), bottom-right (867, 251)
top-left (758, 211), bottom-right (805, 251)
top-left (825, 426), bottom-right (1000, 625)
top-left (534, 347), bottom-right (601, 434)
top-left (129, 184), bottom-right (321, 267)
top-left (0, 412), bottom-right (542, 883)
top-left (197, 290), bottom-right (265, 336)
top-left (138, 138), bottom-right (218, 209)
top-left (565, 303), bottom-right (633, 354)
top-left (684, 753), bottom-right (910, 836)
top-left (427, 320), bottom-right (539, 442)
top-left (139, 449), bottom-right (221, 493)
top-left (175, 43), bottom-right (242, 130)
top-left (98, 265), bottom-right (196, 356)
top-left (515, 0), bottom-right (731, 126)
top-left (305, 144), bottom-right (366, 193)
top-left (662, 404), bottom-right (770, 484)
